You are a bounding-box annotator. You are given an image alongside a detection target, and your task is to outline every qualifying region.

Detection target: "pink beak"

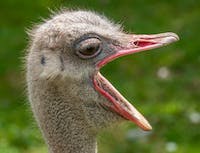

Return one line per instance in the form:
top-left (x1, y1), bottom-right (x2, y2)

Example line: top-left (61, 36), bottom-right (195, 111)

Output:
top-left (95, 32), bottom-right (179, 131)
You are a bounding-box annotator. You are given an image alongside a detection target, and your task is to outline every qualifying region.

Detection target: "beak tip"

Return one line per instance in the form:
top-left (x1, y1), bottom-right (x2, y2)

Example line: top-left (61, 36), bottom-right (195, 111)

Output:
top-left (166, 32), bottom-right (180, 42)
top-left (158, 32), bottom-right (179, 46)
top-left (142, 120), bottom-right (153, 131)
top-left (146, 124), bottom-right (153, 131)
top-left (161, 32), bottom-right (180, 45)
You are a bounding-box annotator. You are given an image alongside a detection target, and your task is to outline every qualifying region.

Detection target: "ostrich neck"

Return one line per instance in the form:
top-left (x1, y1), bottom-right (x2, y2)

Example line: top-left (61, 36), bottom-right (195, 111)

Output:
top-left (47, 120), bottom-right (98, 153)
top-left (48, 125), bottom-right (98, 153)
top-left (30, 82), bottom-right (98, 153)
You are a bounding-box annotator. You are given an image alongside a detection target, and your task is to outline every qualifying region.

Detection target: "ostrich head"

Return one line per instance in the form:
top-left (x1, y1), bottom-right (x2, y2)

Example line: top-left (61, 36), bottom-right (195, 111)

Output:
top-left (26, 10), bottom-right (179, 153)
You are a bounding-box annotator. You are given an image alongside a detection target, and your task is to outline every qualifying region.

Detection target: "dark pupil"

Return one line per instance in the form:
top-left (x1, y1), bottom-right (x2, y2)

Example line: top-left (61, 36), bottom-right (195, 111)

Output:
top-left (80, 44), bottom-right (99, 56)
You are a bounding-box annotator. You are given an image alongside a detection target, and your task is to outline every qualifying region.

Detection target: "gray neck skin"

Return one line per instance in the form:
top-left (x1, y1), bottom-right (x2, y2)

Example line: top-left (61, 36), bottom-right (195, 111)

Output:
top-left (30, 81), bottom-right (97, 153)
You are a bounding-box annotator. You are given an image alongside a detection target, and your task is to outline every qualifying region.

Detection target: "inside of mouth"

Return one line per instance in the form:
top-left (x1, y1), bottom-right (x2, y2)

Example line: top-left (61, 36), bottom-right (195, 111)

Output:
top-left (94, 72), bottom-right (130, 113)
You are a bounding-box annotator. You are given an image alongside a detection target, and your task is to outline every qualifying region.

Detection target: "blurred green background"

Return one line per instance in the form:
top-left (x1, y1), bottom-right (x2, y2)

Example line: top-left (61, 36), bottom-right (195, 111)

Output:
top-left (0, 0), bottom-right (199, 153)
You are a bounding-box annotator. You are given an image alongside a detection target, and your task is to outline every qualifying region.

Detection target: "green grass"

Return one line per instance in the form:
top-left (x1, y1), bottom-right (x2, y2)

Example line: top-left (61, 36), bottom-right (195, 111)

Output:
top-left (0, 0), bottom-right (199, 153)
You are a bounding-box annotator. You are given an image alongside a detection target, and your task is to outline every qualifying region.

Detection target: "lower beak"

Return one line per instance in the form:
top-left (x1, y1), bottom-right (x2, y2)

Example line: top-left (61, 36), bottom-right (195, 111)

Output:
top-left (98, 32), bottom-right (179, 67)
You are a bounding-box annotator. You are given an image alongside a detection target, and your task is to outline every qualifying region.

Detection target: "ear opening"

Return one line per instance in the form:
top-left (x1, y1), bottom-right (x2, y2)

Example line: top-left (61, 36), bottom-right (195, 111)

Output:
top-left (39, 51), bottom-right (63, 81)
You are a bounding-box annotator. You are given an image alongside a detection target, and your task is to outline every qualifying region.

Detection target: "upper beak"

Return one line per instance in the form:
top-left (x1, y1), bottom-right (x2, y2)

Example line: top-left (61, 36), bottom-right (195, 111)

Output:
top-left (98, 32), bottom-right (179, 68)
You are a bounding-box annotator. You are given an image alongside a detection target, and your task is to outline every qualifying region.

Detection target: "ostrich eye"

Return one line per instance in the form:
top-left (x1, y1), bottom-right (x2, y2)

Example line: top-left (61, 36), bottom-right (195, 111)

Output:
top-left (75, 38), bottom-right (102, 59)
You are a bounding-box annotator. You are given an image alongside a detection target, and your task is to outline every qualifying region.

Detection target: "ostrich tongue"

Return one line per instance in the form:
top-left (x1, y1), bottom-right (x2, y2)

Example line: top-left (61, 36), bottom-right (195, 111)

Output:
top-left (94, 32), bottom-right (179, 131)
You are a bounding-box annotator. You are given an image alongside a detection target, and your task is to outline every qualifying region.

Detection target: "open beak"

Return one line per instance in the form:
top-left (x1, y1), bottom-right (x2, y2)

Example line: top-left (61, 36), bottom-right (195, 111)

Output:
top-left (93, 32), bottom-right (179, 131)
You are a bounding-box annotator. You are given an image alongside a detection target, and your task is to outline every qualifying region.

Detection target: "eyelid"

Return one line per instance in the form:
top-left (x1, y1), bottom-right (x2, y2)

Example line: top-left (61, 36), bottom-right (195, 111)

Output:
top-left (74, 34), bottom-right (103, 59)
top-left (75, 40), bottom-right (102, 59)
top-left (78, 38), bottom-right (101, 49)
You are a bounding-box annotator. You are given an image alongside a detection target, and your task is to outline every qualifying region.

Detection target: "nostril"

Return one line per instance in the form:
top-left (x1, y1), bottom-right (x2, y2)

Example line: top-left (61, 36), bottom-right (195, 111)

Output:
top-left (133, 41), bottom-right (139, 46)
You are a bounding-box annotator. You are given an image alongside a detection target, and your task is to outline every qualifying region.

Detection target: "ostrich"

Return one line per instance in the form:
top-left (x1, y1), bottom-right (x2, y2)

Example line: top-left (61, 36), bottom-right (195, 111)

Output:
top-left (26, 10), bottom-right (179, 153)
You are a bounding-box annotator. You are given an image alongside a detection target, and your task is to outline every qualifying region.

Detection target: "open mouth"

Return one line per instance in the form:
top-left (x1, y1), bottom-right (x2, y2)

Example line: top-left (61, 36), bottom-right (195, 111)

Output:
top-left (93, 32), bottom-right (179, 131)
